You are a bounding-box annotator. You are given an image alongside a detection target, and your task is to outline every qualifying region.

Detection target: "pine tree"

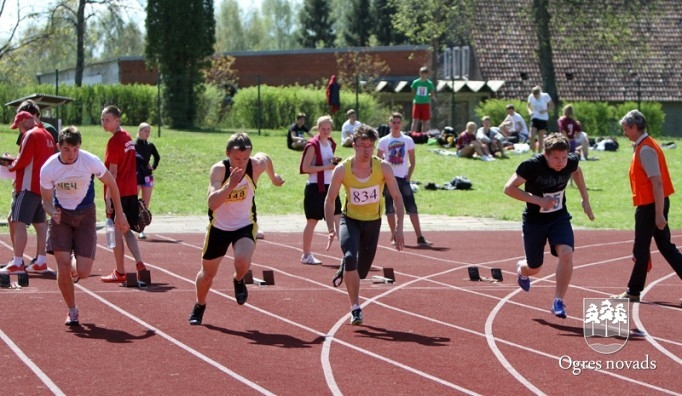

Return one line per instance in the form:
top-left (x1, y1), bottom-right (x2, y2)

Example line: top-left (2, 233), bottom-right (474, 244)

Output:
top-left (297, 0), bottom-right (334, 48)
top-left (146, 0), bottom-right (216, 128)
top-left (343, 0), bottom-right (372, 46)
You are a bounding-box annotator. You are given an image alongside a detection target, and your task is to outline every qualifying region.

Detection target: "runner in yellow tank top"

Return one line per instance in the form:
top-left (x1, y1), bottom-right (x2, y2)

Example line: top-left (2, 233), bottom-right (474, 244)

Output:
top-left (324, 125), bottom-right (405, 325)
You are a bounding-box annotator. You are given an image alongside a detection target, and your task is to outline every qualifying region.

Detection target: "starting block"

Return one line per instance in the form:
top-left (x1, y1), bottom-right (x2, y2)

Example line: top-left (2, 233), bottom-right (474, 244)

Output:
top-left (371, 267), bottom-right (395, 284)
top-left (122, 270), bottom-right (152, 288)
top-left (0, 273), bottom-right (29, 288)
top-left (467, 266), bottom-right (503, 283)
top-left (243, 269), bottom-right (275, 286)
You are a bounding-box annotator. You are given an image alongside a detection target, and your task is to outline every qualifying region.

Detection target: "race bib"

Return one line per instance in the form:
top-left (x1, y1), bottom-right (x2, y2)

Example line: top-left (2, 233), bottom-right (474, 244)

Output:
top-left (349, 185), bottom-right (380, 205)
top-left (416, 86), bottom-right (429, 97)
top-left (540, 190), bottom-right (564, 213)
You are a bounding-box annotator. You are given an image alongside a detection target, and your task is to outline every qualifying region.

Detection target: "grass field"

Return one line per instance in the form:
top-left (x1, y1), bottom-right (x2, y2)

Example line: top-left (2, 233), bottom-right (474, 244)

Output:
top-left (1, 125), bottom-right (680, 230)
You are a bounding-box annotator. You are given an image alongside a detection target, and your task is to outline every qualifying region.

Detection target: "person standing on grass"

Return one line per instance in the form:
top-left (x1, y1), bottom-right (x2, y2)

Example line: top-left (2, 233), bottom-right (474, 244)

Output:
top-left (299, 115), bottom-right (341, 265)
top-left (611, 110), bottom-right (682, 303)
top-left (410, 66), bottom-right (436, 132)
top-left (99, 105), bottom-right (147, 283)
top-left (135, 122), bottom-right (160, 240)
top-left (40, 126), bottom-right (129, 326)
top-left (324, 125), bottom-right (405, 326)
top-left (504, 133), bottom-right (594, 319)
top-left (189, 132), bottom-right (284, 325)
top-left (377, 112), bottom-right (432, 246)
top-left (526, 86), bottom-right (554, 153)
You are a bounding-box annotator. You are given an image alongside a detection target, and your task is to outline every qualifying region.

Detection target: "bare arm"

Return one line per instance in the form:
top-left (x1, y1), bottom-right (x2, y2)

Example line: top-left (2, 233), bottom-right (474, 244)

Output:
top-left (99, 171), bottom-right (130, 233)
top-left (206, 162), bottom-right (235, 212)
top-left (382, 161), bottom-right (404, 251)
top-left (406, 148), bottom-right (416, 181)
top-left (41, 187), bottom-right (60, 224)
top-left (300, 147), bottom-right (335, 174)
top-left (324, 165), bottom-right (345, 250)
top-left (503, 173), bottom-right (557, 211)
top-left (252, 152), bottom-right (285, 186)
top-left (571, 167), bottom-right (595, 221)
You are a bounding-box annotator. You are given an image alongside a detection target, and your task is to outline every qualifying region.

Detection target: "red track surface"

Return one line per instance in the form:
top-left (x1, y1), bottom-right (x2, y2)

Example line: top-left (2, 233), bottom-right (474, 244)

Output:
top-left (1, 229), bottom-right (681, 395)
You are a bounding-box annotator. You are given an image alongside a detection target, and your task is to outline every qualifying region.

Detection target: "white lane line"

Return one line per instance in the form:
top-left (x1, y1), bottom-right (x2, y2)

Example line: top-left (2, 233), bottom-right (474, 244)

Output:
top-left (72, 279), bottom-right (276, 396)
top-left (0, 329), bottom-right (66, 396)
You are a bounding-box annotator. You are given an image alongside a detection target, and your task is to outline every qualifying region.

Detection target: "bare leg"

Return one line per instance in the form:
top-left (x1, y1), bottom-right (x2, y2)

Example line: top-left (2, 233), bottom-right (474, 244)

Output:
top-left (554, 245), bottom-right (573, 300)
top-left (232, 237), bottom-right (255, 281)
top-left (141, 186), bottom-right (153, 209)
top-left (538, 129), bottom-right (546, 152)
top-left (409, 213), bottom-right (424, 240)
top-left (194, 257), bottom-right (222, 305)
top-left (33, 222), bottom-right (47, 258)
top-left (123, 230), bottom-right (143, 263)
top-left (411, 119), bottom-right (419, 132)
top-left (302, 219), bottom-right (317, 256)
top-left (10, 222), bottom-right (27, 260)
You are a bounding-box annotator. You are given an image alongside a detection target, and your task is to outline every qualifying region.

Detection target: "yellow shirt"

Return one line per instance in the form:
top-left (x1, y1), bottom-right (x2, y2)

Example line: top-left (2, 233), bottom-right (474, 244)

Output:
top-left (342, 157), bottom-right (385, 221)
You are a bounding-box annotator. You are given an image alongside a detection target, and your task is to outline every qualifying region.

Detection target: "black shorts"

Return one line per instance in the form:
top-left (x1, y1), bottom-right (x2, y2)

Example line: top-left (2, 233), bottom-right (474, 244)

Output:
top-left (303, 183), bottom-right (341, 220)
top-left (111, 195), bottom-right (139, 227)
top-left (522, 214), bottom-right (574, 269)
top-left (202, 224), bottom-right (255, 260)
top-left (384, 177), bottom-right (418, 215)
top-left (530, 119), bottom-right (549, 131)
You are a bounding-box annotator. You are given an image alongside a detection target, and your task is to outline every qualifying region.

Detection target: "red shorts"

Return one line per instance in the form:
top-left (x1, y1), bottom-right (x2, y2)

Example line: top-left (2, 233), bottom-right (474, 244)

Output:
top-left (412, 103), bottom-right (431, 121)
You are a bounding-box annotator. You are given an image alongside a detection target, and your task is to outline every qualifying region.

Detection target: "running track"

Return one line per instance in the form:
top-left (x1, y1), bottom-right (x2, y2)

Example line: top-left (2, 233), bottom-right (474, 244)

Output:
top-left (1, 229), bottom-right (681, 395)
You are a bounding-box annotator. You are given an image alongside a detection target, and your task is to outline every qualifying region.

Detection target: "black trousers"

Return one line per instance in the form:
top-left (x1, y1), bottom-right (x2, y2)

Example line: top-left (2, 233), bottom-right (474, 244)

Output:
top-left (628, 197), bottom-right (682, 294)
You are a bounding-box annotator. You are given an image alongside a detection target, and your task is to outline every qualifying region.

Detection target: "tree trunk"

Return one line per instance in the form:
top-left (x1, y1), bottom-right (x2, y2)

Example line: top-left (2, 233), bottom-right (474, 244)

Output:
top-left (533, 0), bottom-right (559, 121)
top-left (75, 0), bottom-right (86, 88)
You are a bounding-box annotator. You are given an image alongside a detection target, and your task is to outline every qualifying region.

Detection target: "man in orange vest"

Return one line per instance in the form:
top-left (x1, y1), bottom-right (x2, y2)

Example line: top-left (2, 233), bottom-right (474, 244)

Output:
top-left (612, 110), bottom-right (682, 303)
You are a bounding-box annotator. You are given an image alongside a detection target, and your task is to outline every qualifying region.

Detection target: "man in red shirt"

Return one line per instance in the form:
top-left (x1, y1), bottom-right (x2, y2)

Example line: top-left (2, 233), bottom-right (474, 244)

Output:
top-left (0, 111), bottom-right (55, 275)
top-left (99, 105), bottom-right (147, 283)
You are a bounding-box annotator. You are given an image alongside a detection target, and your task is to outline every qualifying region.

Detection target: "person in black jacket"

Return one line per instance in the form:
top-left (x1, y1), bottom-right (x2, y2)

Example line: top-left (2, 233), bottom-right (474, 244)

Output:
top-left (135, 122), bottom-right (160, 239)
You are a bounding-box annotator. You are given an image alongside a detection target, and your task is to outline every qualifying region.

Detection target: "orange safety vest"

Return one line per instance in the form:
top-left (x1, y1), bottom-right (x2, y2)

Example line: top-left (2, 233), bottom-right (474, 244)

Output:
top-left (629, 136), bottom-right (674, 206)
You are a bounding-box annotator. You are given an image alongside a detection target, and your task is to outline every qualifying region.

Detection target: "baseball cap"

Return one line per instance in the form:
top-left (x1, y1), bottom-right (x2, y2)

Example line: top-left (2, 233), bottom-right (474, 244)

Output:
top-left (11, 111), bottom-right (33, 129)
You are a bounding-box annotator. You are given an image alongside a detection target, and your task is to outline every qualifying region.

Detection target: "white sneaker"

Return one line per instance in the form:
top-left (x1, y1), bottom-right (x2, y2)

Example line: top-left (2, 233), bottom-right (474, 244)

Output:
top-left (481, 155), bottom-right (494, 162)
top-left (301, 254), bottom-right (322, 265)
top-left (138, 232), bottom-right (147, 240)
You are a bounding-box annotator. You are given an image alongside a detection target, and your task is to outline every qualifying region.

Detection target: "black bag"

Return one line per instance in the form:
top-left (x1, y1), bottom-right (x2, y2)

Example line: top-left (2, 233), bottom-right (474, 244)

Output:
top-left (377, 124), bottom-right (390, 138)
top-left (132, 199), bottom-right (152, 233)
top-left (451, 176), bottom-right (472, 190)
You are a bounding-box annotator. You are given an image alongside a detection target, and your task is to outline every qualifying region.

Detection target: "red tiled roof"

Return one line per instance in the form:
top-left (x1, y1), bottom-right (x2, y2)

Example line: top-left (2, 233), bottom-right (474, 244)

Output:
top-left (470, 0), bottom-right (682, 102)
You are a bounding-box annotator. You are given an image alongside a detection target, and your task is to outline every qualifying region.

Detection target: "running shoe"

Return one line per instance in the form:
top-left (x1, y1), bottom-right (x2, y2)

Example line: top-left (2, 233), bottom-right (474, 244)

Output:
top-left (233, 278), bottom-right (248, 305)
top-left (551, 298), bottom-right (567, 319)
top-left (516, 260), bottom-right (530, 292)
top-left (417, 236), bottom-right (433, 246)
top-left (0, 261), bottom-right (25, 275)
top-left (100, 270), bottom-right (126, 283)
top-left (25, 260), bottom-right (49, 274)
top-left (138, 232), bottom-right (147, 240)
top-left (301, 253), bottom-right (322, 265)
top-left (350, 308), bottom-right (363, 325)
top-left (610, 291), bottom-right (640, 302)
top-left (188, 303), bottom-right (206, 325)
top-left (65, 307), bottom-right (80, 326)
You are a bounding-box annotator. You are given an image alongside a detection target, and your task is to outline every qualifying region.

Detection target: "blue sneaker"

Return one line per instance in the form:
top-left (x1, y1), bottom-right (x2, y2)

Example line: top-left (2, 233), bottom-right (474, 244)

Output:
top-left (551, 298), bottom-right (567, 319)
top-left (516, 260), bottom-right (530, 292)
top-left (350, 308), bottom-right (363, 325)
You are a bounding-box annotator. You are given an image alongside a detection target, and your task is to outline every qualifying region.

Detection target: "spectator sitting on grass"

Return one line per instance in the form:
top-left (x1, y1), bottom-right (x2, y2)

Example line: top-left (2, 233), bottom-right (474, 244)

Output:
top-left (476, 116), bottom-right (509, 158)
top-left (457, 122), bottom-right (495, 161)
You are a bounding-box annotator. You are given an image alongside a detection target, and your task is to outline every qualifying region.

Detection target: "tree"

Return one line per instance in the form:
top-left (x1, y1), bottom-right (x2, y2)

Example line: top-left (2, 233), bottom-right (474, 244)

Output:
top-left (335, 50), bottom-right (390, 94)
top-left (261, 0), bottom-right (297, 50)
top-left (146, 0), bottom-right (216, 129)
top-left (343, 0), bottom-right (372, 47)
top-left (90, 11), bottom-right (144, 60)
top-left (215, 0), bottom-right (246, 51)
top-left (297, 0), bottom-right (334, 48)
top-left (372, 0), bottom-right (407, 46)
top-left (392, 0), bottom-right (475, 126)
top-left (0, 1), bottom-right (52, 63)
top-left (49, 0), bottom-right (131, 87)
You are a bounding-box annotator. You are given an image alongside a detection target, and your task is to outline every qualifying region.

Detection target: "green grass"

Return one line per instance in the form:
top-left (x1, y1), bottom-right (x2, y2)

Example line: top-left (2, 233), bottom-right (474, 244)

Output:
top-left (1, 125), bottom-right (680, 230)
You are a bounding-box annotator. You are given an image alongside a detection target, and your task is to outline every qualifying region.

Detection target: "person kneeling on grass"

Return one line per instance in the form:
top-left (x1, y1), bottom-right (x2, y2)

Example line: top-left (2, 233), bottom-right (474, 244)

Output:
top-left (503, 133), bottom-right (594, 318)
top-left (188, 132), bottom-right (284, 326)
